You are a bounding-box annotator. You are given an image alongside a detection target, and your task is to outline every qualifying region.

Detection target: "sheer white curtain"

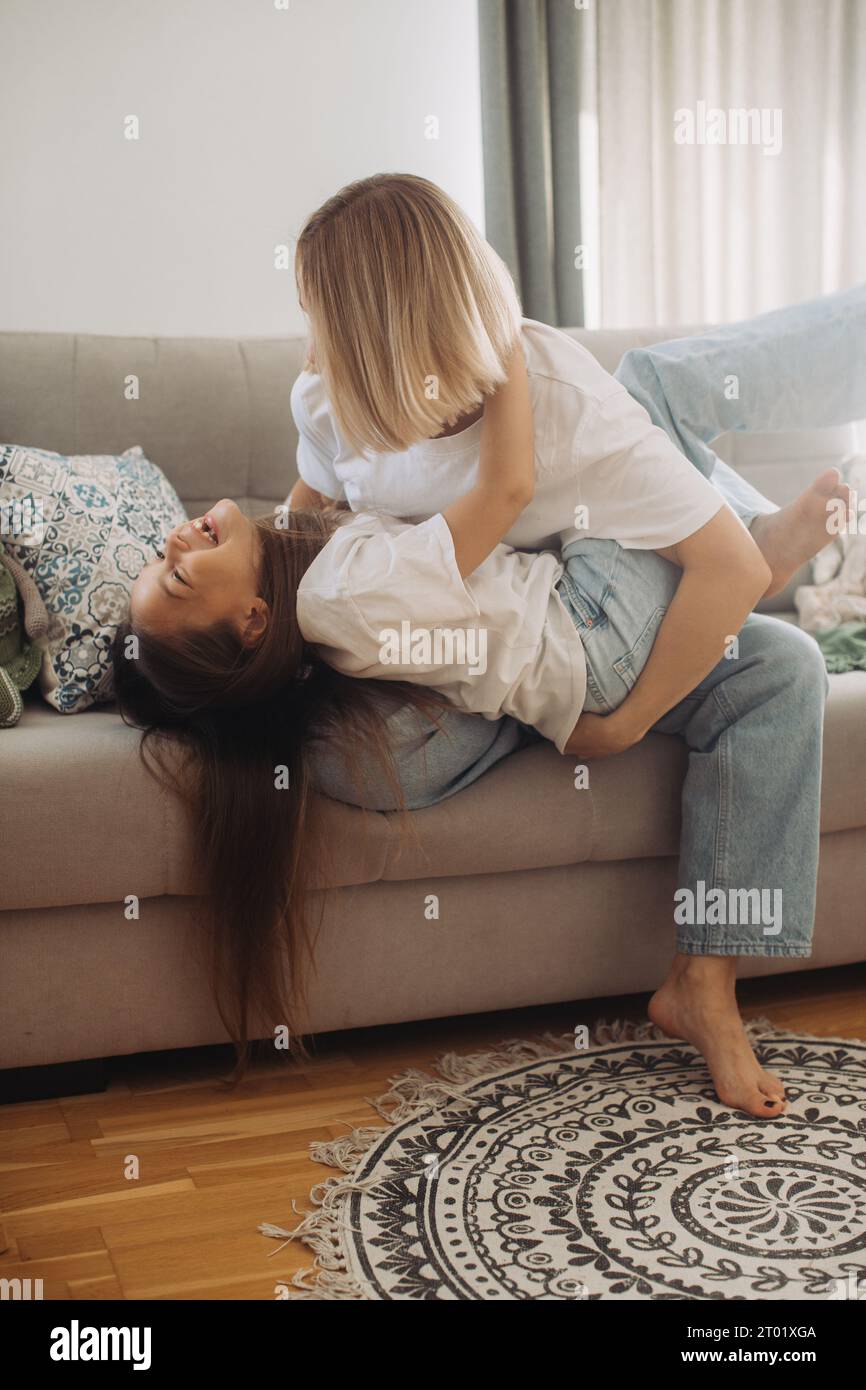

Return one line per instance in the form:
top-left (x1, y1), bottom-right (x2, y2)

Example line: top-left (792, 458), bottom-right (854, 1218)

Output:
top-left (579, 0), bottom-right (866, 327)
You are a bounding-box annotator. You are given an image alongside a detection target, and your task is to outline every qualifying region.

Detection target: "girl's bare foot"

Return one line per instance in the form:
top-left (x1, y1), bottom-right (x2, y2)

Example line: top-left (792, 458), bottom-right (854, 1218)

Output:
top-left (750, 468), bottom-right (852, 597)
top-left (648, 953), bottom-right (786, 1118)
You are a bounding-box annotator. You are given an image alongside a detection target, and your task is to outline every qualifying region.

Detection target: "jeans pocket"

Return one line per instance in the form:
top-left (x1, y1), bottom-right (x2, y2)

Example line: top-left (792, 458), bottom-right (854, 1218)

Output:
top-left (559, 579), bottom-right (611, 713)
top-left (612, 606), bottom-right (667, 693)
top-left (558, 572), bottom-right (608, 635)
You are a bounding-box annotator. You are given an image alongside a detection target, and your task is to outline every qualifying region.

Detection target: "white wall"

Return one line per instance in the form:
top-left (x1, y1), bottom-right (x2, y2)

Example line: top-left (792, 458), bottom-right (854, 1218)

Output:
top-left (0, 0), bottom-right (484, 338)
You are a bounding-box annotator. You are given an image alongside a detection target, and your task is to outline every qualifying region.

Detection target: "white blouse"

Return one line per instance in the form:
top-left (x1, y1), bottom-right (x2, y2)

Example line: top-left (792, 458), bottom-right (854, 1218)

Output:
top-left (297, 511), bottom-right (587, 754)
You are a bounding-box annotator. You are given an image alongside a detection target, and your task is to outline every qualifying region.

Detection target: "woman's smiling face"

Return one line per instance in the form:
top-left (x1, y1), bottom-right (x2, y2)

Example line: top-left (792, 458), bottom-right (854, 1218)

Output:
top-left (130, 498), bottom-right (268, 642)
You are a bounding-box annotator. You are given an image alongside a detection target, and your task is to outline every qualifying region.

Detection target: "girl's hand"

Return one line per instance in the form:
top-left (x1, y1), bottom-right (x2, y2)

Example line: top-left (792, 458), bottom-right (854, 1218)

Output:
top-left (564, 709), bottom-right (644, 760)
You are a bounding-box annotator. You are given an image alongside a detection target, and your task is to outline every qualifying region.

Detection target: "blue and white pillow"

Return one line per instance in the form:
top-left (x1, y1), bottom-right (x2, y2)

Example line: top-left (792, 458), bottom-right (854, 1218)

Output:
top-left (0, 444), bottom-right (187, 713)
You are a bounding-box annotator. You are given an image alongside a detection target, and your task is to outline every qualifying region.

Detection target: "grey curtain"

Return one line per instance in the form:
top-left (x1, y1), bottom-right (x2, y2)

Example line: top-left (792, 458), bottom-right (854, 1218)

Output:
top-left (478, 0), bottom-right (584, 326)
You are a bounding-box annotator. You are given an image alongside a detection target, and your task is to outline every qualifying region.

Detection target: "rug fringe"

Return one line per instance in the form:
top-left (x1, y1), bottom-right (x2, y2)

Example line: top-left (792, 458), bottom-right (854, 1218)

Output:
top-left (257, 1013), bottom-right (788, 1300)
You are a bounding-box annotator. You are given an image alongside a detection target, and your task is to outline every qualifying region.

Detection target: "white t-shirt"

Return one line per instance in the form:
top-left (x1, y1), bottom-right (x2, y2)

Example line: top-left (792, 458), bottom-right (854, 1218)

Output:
top-left (291, 318), bottom-right (725, 552)
top-left (296, 512), bottom-right (586, 754)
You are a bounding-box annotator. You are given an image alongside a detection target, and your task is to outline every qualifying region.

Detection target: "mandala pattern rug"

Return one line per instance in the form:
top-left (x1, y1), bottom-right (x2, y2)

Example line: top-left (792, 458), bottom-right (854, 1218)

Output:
top-left (261, 1022), bottom-right (866, 1300)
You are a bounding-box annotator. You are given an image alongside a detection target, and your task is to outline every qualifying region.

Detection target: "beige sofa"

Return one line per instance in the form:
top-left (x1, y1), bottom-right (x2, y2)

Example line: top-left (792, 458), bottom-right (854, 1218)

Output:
top-left (2, 326), bottom-right (865, 1077)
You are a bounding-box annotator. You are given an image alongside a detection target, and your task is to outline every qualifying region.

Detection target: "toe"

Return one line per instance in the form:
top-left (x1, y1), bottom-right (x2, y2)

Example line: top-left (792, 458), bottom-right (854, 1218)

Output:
top-left (814, 466), bottom-right (842, 494)
top-left (717, 1084), bottom-right (786, 1118)
top-left (758, 1068), bottom-right (786, 1101)
top-left (758, 1085), bottom-right (787, 1112)
top-left (759, 1095), bottom-right (786, 1117)
top-left (752, 1091), bottom-right (786, 1118)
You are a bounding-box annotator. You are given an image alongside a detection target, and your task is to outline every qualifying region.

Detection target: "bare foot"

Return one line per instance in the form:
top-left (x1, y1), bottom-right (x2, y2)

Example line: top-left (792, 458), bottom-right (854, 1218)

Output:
top-left (648, 954), bottom-right (786, 1118)
top-left (750, 468), bottom-right (852, 597)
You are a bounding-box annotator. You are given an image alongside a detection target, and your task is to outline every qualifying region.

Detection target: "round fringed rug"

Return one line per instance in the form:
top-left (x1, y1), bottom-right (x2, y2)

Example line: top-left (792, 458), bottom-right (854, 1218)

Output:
top-left (261, 1022), bottom-right (866, 1300)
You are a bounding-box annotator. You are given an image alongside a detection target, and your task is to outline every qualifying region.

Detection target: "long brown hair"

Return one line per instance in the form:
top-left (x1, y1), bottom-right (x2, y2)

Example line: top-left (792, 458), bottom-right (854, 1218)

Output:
top-left (111, 510), bottom-right (436, 1076)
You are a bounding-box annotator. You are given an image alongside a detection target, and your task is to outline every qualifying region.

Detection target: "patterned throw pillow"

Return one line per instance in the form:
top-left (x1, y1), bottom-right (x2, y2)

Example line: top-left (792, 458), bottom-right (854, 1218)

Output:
top-left (0, 443), bottom-right (187, 713)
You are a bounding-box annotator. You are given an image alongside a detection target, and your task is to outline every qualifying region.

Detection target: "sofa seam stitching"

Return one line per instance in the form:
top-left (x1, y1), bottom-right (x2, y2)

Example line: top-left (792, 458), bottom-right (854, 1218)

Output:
top-left (237, 340), bottom-right (254, 510)
top-left (72, 334), bottom-right (80, 453)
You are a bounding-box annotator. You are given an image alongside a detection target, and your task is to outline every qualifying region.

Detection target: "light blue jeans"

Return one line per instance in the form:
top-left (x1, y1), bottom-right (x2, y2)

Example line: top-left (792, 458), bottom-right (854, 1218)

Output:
top-left (556, 543), bottom-right (827, 957)
top-left (614, 282), bottom-right (866, 492)
top-left (313, 286), bottom-right (866, 955)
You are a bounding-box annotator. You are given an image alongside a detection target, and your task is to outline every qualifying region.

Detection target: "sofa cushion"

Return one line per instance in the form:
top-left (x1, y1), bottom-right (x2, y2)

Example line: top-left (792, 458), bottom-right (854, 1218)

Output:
top-left (0, 443), bottom-right (186, 712)
top-left (2, 667), bottom-right (865, 912)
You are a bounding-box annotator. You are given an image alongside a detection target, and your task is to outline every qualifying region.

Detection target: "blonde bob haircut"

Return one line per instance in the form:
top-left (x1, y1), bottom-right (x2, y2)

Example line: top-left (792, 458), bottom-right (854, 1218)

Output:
top-left (295, 173), bottom-right (523, 455)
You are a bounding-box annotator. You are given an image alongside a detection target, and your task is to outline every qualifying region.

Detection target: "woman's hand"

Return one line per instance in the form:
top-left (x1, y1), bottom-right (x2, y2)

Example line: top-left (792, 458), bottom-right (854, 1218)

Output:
top-left (564, 708), bottom-right (645, 760)
top-left (288, 478), bottom-right (330, 511)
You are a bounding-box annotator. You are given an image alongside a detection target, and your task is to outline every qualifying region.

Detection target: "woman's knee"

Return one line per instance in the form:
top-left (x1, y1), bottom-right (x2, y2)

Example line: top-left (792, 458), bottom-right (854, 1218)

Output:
top-left (614, 346), bottom-right (655, 399)
top-left (746, 618), bottom-right (829, 702)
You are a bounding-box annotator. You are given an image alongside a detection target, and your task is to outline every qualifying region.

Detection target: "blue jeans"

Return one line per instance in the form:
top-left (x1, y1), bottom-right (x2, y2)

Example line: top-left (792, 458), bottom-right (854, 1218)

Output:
top-left (557, 540), bottom-right (828, 957)
top-left (614, 282), bottom-right (866, 492)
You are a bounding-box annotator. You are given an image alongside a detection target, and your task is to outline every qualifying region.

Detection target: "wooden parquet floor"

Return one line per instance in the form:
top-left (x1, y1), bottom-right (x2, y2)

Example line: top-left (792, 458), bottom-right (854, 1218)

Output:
top-left (2, 964), bottom-right (864, 1300)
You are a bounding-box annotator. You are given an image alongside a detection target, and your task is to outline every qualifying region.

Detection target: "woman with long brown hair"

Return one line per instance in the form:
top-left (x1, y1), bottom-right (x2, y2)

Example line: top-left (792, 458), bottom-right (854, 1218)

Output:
top-left (113, 348), bottom-right (534, 1074)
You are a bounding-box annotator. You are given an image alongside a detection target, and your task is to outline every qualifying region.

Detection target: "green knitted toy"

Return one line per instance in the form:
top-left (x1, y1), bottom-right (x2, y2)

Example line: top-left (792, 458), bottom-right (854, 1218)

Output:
top-left (0, 546), bottom-right (49, 727)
